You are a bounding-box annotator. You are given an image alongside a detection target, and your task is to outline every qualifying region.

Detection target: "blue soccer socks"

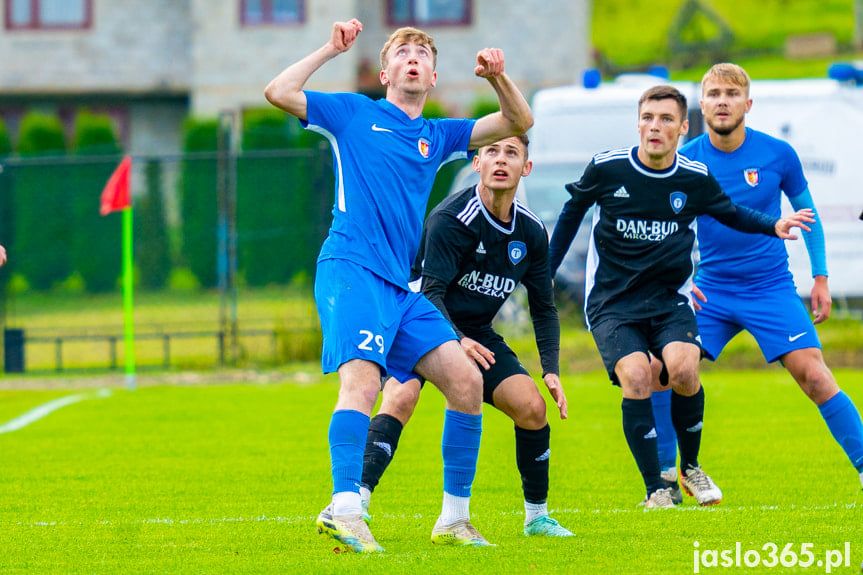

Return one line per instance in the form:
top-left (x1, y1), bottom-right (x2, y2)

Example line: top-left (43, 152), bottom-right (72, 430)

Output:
top-left (818, 391), bottom-right (863, 472)
top-left (651, 389), bottom-right (678, 470)
top-left (329, 409), bottom-right (370, 496)
top-left (442, 409), bottom-right (482, 497)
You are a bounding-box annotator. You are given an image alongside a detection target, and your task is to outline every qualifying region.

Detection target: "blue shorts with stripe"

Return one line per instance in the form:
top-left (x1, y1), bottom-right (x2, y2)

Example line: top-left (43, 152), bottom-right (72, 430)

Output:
top-left (314, 258), bottom-right (458, 382)
top-left (695, 279), bottom-right (821, 363)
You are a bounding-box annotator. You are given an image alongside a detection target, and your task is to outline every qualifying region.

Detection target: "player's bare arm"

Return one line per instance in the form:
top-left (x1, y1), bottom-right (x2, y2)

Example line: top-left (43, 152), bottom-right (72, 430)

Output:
top-left (810, 275), bottom-right (832, 324)
top-left (264, 19), bottom-right (363, 120)
top-left (543, 373), bottom-right (568, 420)
top-left (469, 49), bottom-right (533, 150)
top-left (774, 208), bottom-right (815, 240)
top-left (0, 244), bottom-right (6, 268)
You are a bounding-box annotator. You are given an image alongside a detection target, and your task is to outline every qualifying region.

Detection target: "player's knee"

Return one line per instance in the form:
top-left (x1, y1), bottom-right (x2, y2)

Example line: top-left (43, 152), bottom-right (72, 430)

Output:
top-left (666, 362), bottom-right (699, 391)
top-left (516, 396), bottom-right (548, 429)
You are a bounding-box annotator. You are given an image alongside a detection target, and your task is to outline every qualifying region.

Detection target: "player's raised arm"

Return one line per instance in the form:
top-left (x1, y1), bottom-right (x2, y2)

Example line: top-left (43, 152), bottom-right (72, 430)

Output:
top-left (469, 49), bottom-right (533, 149)
top-left (264, 19), bottom-right (363, 120)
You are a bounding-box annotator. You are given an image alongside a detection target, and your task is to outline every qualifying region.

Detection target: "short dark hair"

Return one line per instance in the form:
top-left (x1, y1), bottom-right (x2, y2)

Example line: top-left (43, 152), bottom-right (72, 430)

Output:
top-left (638, 85), bottom-right (688, 120)
top-left (478, 133), bottom-right (530, 159)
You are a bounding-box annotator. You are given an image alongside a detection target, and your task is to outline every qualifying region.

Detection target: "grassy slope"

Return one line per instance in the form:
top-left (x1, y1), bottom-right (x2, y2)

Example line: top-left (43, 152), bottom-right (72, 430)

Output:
top-left (592, 0), bottom-right (855, 72)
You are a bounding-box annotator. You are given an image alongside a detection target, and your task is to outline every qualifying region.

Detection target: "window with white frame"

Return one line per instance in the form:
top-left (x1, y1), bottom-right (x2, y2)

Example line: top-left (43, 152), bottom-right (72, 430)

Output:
top-left (241, 0), bottom-right (304, 26)
top-left (388, 0), bottom-right (471, 26)
top-left (5, 0), bottom-right (91, 30)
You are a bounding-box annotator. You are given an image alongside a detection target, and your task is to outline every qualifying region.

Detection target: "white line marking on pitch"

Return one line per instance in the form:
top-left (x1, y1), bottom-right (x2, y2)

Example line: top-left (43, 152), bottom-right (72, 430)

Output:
top-left (0, 388), bottom-right (112, 435)
top-left (17, 501), bottom-right (859, 528)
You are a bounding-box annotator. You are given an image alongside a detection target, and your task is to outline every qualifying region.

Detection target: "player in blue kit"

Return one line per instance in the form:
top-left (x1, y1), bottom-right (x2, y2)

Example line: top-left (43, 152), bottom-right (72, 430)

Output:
top-left (264, 20), bottom-right (533, 552)
top-left (650, 63), bottom-right (863, 496)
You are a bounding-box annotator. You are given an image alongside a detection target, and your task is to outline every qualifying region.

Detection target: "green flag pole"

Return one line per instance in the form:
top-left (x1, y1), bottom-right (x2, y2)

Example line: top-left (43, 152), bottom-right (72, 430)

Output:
top-left (122, 206), bottom-right (136, 390)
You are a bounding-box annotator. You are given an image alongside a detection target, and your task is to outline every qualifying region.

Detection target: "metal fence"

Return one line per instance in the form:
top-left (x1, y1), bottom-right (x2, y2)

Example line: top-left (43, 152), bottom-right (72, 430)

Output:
top-left (0, 141), bottom-right (333, 373)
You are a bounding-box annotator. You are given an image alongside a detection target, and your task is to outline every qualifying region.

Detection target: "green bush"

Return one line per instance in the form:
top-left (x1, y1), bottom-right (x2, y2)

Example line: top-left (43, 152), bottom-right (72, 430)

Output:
top-left (135, 159), bottom-right (171, 290)
top-left (0, 117), bottom-right (12, 282)
top-left (70, 110), bottom-right (122, 293)
top-left (13, 112), bottom-right (71, 290)
top-left (179, 117), bottom-right (219, 289)
top-left (467, 97), bottom-right (500, 119)
top-left (238, 109), bottom-right (297, 286)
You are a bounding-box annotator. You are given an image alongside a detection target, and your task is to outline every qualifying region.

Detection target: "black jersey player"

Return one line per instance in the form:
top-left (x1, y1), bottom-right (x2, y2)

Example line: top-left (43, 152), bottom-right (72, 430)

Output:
top-left (548, 85), bottom-right (815, 509)
top-left (361, 135), bottom-right (573, 538)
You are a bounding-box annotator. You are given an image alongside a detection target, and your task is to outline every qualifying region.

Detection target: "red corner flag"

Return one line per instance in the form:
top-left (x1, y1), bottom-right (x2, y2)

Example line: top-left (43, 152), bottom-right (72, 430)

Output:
top-left (100, 155), bottom-right (132, 215)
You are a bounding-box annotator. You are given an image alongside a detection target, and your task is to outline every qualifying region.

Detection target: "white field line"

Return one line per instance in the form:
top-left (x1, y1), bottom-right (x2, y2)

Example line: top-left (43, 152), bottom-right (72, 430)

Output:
top-left (18, 501), bottom-right (858, 528)
top-left (0, 388), bottom-right (112, 435)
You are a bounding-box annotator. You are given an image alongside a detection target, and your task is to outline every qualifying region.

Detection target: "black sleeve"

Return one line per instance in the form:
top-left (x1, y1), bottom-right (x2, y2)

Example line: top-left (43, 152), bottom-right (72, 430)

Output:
top-left (421, 275), bottom-right (465, 340)
top-left (548, 160), bottom-right (600, 276)
top-left (701, 173), bottom-right (779, 236)
top-left (712, 203), bottom-right (779, 236)
top-left (521, 230), bottom-right (560, 376)
top-left (417, 211), bottom-right (474, 339)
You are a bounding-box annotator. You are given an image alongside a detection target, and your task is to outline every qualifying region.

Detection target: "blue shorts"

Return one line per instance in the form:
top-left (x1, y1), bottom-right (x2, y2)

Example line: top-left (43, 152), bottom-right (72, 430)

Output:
top-left (695, 280), bottom-right (821, 363)
top-left (314, 258), bottom-right (458, 382)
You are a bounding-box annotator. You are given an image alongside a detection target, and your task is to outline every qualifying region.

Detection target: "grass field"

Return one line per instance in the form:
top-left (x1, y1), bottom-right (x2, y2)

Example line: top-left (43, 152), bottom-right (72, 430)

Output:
top-left (2, 367), bottom-right (861, 573)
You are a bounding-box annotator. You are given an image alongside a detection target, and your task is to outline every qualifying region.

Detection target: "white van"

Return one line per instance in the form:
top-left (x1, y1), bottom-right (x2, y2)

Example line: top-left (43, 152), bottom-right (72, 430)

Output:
top-left (521, 70), bottom-right (863, 303)
top-left (745, 77), bottom-right (863, 301)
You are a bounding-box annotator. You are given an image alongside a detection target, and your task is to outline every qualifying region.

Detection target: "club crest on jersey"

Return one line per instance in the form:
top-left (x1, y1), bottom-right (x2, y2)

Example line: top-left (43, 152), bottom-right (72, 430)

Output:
top-left (418, 138), bottom-right (430, 158)
top-left (744, 168), bottom-right (760, 187)
top-left (669, 191), bottom-right (687, 214)
top-left (508, 241), bottom-right (527, 265)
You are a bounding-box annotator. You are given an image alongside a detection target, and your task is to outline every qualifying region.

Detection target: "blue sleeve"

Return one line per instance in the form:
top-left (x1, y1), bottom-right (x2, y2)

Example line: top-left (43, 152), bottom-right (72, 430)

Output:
top-left (436, 117), bottom-right (475, 161)
top-left (788, 187), bottom-right (828, 277)
top-left (301, 91), bottom-right (363, 135)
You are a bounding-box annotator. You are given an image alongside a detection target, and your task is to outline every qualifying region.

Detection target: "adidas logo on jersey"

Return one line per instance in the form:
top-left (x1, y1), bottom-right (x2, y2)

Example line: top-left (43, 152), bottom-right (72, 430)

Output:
top-left (476, 242), bottom-right (486, 254)
top-left (613, 186), bottom-right (630, 198)
top-left (643, 427), bottom-right (658, 440)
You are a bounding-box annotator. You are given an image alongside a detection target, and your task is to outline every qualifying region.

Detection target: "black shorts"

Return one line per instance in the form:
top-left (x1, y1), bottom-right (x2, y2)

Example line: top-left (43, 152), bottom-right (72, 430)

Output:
top-left (590, 303), bottom-right (700, 386)
top-left (467, 329), bottom-right (530, 406)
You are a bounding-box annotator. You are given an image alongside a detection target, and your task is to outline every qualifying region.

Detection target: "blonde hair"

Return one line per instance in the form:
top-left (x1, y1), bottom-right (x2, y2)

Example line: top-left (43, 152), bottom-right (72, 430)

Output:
top-left (702, 63), bottom-right (750, 95)
top-left (380, 27), bottom-right (438, 70)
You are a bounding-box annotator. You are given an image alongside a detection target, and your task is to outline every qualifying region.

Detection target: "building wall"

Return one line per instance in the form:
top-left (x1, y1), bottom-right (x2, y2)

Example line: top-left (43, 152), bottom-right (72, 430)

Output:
top-left (0, 0), bottom-right (590, 150)
top-left (191, 0), bottom-right (590, 116)
top-left (0, 0), bottom-right (190, 94)
top-left (188, 0), bottom-right (359, 116)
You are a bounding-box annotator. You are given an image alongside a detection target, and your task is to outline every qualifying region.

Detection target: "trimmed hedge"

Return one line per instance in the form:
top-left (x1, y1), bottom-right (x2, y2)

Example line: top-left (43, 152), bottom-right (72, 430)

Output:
top-left (179, 118), bottom-right (219, 289)
top-left (135, 159), bottom-right (171, 290)
top-left (70, 110), bottom-right (122, 292)
top-left (0, 117), bottom-right (12, 281)
top-left (14, 112), bottom-right (70, 290)
top-left (238, 108), bottom-right (316, 286)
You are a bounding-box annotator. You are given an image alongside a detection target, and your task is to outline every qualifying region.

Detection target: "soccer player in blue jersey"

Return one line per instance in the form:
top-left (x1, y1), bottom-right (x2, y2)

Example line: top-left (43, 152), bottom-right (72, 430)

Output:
top-left (264, 20), bottom-right (533, 552)
top-left (650, 63), bottom-right (863, 496)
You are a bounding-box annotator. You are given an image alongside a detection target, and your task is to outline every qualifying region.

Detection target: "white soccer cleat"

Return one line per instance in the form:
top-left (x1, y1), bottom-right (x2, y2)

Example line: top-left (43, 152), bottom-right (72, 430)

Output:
top-left (316, 504), bottom-right (383, 553)
top-left (431, 517), bottom-right (495, 546)
top-left (680, 465), bottom-right (722, 506)
top-left (639, 487), bottom-right (676, 509)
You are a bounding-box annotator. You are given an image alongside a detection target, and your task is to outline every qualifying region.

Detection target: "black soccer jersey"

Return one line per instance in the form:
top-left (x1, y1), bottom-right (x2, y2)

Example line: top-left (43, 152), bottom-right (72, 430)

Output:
top-left (548, 147), bottom-right (778, 328)
top-left (412, 186), bottom-right (560, 375)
